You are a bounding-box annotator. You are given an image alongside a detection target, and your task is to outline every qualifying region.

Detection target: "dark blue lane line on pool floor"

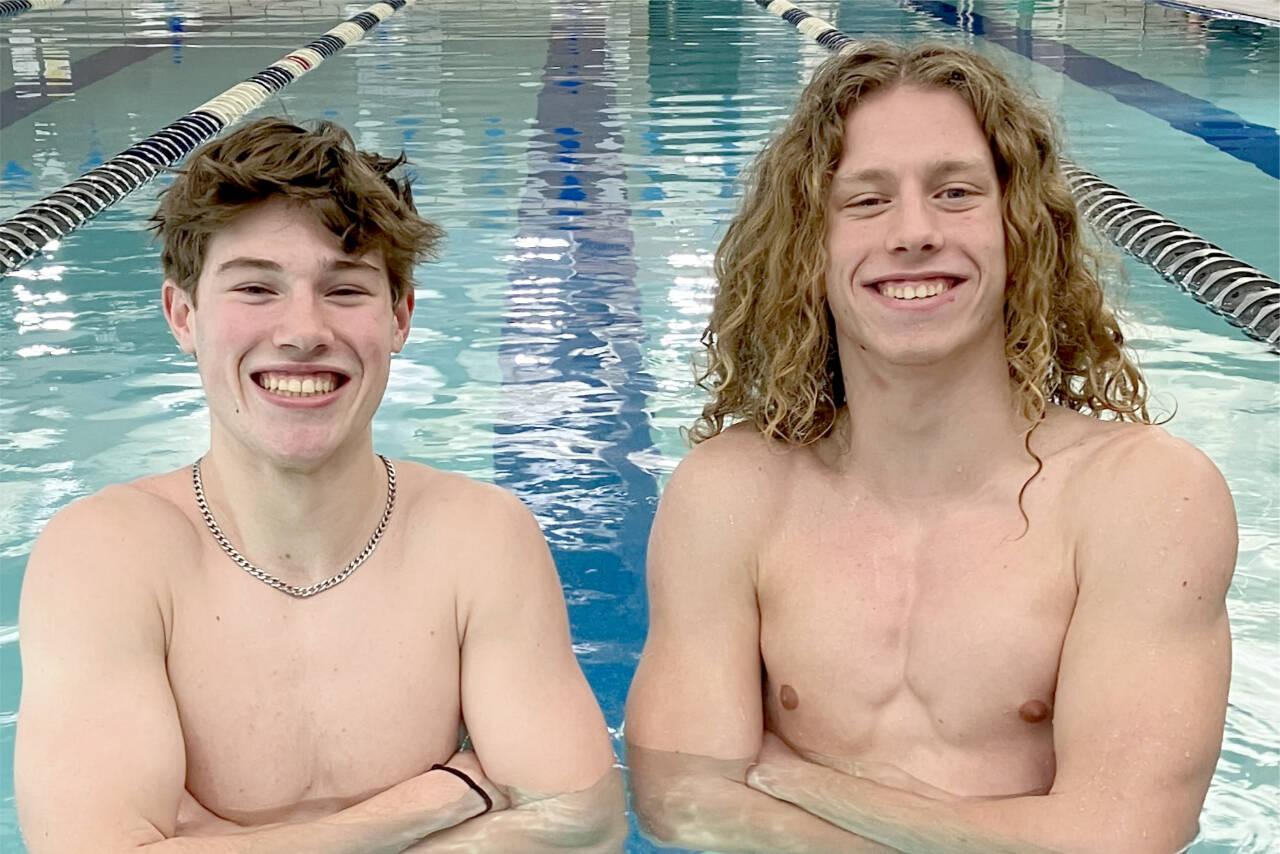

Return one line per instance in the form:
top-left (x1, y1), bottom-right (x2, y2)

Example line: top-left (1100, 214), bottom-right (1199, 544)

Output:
top-left (0, 15), bottom-right (232, 132)
top-left (897, 0), bottom-right (1280, 179)
top-left (494, 2), bottom-right (659, 728)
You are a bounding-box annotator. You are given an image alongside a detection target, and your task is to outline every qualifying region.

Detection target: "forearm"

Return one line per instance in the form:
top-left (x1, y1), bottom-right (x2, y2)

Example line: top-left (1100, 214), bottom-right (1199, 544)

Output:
top-left (140, 770), bottom-right (483, 854)
top-left (406, 770), bottom-right (627, 854)
top-left (628, 745), bottom-right (897, 854)
top-left (749, 762), bottom-right (1184, 854)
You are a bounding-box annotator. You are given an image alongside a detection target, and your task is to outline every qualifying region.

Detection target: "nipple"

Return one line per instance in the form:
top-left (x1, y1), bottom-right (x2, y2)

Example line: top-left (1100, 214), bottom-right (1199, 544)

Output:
top-left (1018, 699), bottom-right (1051, 723)
top-left (780, 684), bottom-right (800, 710)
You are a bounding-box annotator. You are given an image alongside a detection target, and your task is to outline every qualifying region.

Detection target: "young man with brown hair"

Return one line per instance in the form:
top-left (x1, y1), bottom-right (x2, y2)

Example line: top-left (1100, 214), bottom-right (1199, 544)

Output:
top-left (626, 41), bottom-right (1235, 853)
top-left (16, 118), bottom-right (623, 854)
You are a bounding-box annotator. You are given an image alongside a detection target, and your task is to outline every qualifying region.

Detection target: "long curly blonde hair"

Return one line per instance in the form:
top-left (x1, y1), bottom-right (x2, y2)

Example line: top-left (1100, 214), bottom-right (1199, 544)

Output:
top-left (691, 41), bottom-right (1151, 445)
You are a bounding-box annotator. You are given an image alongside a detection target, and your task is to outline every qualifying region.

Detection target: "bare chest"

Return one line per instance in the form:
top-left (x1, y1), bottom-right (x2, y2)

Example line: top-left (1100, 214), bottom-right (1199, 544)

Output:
top-left (165, 551), bottom-right (461, 823)
top-left (758, 496), bottom-right (1077, 795)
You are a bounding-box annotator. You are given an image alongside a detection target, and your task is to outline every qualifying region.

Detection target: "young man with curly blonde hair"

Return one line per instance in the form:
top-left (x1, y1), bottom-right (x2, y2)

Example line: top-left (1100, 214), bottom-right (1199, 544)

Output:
top-left (17, 118), bottom-right (623, 854)
top-left (627, 41), bottom-right (1235, 853)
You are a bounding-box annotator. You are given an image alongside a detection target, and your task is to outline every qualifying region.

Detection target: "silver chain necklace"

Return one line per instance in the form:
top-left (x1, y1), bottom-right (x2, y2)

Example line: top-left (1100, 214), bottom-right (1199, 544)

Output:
top-left (191, 455), bottom-right (396, 599)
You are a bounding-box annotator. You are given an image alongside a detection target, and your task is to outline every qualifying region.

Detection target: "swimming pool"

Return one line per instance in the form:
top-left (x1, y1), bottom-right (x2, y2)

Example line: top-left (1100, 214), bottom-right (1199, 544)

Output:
top-left (1, 1), bottom-right (1276, 851)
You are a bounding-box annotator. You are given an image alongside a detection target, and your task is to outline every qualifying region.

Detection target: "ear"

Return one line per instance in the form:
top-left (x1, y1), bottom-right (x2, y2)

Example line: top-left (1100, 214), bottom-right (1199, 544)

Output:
top-left (391, 287), bottom-right (415, 354)
top-left (162, 279), bottom-right (198, 355)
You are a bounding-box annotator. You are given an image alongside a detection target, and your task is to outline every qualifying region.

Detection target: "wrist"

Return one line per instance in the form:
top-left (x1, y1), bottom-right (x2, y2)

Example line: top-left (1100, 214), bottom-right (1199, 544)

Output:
top-left (430, 763), bottom-right (494, 817)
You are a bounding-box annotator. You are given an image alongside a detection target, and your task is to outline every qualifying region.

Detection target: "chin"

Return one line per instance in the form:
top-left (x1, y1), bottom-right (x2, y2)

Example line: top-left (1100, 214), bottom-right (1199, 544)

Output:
top-left (254, 436), bottom-right (348, 471)
top-left (866, 336), bottom-right (955, 366)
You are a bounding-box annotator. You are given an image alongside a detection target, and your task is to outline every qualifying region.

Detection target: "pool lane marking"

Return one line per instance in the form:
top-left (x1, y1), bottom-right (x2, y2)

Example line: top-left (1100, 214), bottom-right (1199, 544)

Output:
top-left (495, 1), bottom-right (658, 700)
top-left (1146, 0), bottom-right (1277, 27)
top-left (0, 0), bottom-right (70, 19)
top-left (2, 31), bottom-right (211, 132)
top-left (0, 0), bottom-right (415, 278)
top-left (757, 1), bottom-right (1279, 179)
top-left (751, 0), bottom-right (1278, 350)
top-left (897, 0), bottom-right (1279, 180)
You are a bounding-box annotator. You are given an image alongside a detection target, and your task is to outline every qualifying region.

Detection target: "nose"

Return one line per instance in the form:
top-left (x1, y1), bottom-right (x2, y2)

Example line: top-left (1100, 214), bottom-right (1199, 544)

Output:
top-left (886, 193), bottom-right (943, 256)
top-left (272, 289), bottom-right (334, 353)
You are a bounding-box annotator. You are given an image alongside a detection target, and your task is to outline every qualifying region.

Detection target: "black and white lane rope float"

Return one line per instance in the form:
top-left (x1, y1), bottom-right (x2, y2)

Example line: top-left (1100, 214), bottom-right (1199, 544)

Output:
top-left (0, 0), bottom-right (416, 278)
top-left (750, 0), bottom-right (1279, 351)
top-left (0, 0), bottom-right (71, 19)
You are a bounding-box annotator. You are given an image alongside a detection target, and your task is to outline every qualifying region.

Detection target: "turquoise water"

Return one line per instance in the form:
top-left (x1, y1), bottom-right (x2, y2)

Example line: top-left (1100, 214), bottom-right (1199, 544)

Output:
top-left (1, 1), bottom-right (1277, 851)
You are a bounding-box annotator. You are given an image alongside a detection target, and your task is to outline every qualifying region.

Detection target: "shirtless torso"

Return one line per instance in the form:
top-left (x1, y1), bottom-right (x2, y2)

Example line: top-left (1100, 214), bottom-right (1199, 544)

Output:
top-left (626, 47), bottom-right (1232, 854)
top-left (18, 457), bottom-right (622, 852)
top-left (756, 410), bottom-right (1113, 801)
top-left (18, 117), bottom-right (623, 854)
top-left (151, 462), bottom-right (471, 824)
top-left (627, 407), bottom-right (1232, 854)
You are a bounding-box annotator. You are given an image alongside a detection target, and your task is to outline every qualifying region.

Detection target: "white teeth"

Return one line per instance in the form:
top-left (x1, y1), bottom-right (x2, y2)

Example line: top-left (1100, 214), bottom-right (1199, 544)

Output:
top-left (877, 278), bottom-right (956, 300)
top-left (256, 372), bottom-right (338, 397)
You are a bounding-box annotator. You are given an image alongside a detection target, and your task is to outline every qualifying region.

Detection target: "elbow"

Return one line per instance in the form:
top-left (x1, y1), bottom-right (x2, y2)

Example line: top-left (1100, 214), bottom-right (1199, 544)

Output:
top-left (575, 808), bottom-right (628, 853)
top-left (629, 767), bottom-right (730, 850)
top-left (520, 768), bottom-right (628, 852)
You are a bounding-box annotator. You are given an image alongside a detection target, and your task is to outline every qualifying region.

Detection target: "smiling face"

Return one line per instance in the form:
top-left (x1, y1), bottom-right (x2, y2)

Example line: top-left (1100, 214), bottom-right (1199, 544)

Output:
top-left (824, 85), bottom-right (1007, 369)
top-left (163, 197), bottom-right (413, 469)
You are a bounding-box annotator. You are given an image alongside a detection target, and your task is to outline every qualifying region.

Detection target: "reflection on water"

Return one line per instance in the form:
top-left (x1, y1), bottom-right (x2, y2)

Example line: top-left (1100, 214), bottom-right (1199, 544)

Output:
top-left (1, 1), bottom-right (1276, 852)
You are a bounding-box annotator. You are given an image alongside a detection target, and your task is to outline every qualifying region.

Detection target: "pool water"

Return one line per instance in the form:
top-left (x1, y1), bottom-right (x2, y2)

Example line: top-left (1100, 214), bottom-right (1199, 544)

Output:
top-left (1, 1), bottom-right (1276, 852)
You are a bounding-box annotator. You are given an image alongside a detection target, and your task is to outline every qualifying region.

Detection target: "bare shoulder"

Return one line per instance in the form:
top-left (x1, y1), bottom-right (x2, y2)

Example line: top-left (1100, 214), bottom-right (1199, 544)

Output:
top-left (27, 471), bottom-right (200, 586)
top-left (390, 459), bottom-right (549, 602)
top-left (392, 459), bottom-right (538, 540)
top-left (21, 470), bottom-right (199, 645)
top-left (1052, 412), bottom-right (1237, 592)
top-left (1056, 413), bottom-right (1233, 513)
top-left (663, 423), bottom-right (796, 523)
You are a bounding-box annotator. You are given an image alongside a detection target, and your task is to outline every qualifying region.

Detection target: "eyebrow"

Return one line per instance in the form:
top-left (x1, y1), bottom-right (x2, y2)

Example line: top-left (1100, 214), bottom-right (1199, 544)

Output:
top-left (831, 159), bottom-right (991, 188)
top-left (214, 257), bottom-right (383, 275)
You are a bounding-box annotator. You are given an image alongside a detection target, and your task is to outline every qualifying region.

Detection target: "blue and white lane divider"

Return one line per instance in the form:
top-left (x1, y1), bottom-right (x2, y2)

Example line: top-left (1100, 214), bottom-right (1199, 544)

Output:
top-left (0, 0), bottom-right (70, 18)
top-left (0, 0), bottom-right (416, 278)
top-left (750, 0), bottom-right (1279, 352)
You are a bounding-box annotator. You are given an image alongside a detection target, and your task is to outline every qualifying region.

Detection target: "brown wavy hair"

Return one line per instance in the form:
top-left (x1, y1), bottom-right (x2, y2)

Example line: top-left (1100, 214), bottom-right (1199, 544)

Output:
top-left (150, 117), bottom-right (441, 306)
top-left (692, 41), bottom-right (1151, 445)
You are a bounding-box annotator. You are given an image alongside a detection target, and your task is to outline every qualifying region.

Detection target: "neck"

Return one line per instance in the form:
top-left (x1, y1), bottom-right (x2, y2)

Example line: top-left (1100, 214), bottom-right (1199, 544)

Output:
top-left (824, 337), bottom-right (1034, 504)
top-left (195, 435), bottom-right (390, 587)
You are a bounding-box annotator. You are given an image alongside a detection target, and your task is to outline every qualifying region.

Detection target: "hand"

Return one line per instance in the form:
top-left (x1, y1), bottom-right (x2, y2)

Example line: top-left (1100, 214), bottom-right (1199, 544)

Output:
top-left (439, 749), bottom-right (512, 815)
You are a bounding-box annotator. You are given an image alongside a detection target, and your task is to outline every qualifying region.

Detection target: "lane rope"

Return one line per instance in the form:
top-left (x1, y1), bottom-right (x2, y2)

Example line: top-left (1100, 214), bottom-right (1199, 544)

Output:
top-left (0, 0), bottom-right (416, 278)
top-left (749, 0), bottom-right (1279, 351)
top-left (0, 0), bottom-right (72, 19)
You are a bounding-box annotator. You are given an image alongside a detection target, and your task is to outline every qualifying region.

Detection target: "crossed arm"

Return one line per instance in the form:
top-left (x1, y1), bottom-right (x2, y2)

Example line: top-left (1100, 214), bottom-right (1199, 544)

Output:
top-left (625, 434), bottom-right (896, 854)
top-left (401, 485), bottom-right (624, 852)
top-left (15, 482), bottom-right (623, 854)
top-left (625, 429), bottom-right (1235, 854)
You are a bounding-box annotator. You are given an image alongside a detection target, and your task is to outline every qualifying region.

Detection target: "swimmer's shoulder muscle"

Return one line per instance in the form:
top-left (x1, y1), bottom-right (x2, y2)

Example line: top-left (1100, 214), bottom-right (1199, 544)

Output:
top-left (628, 424), bottom-right (783, 757)
top-left (17, 476), bottom-right (190, 852)
top-left (1044, 421), bottom-right (1234, 847)
top-left (1066, 421), bottom-right (1236, 587)
top-left (660, 423), bottom-right (790, 554)
top-left (26, 472), bottom-right (198, 601)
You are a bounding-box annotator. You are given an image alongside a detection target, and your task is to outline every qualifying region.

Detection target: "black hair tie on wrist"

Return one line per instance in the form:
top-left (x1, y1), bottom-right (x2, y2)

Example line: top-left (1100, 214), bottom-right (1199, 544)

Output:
top-left (431, 763), bottom-right (494, 814)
